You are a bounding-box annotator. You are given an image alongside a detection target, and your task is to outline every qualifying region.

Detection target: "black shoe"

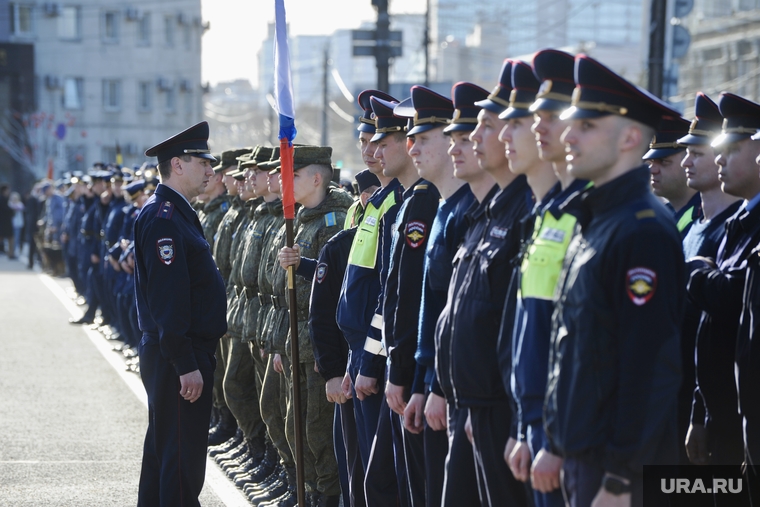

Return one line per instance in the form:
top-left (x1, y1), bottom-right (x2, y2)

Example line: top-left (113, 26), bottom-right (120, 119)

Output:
top-left (69, 316), bottom-right (93, 325)
top-left (214, 439), bottom-right (248, 464)
top-left (208, 430), bottom-right (243, 457)
top-left (248, 480), bottom-right (288, 505)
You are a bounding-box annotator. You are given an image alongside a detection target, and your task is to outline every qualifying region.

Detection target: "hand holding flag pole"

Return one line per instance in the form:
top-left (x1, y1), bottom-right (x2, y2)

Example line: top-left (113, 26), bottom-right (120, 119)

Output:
top-left (274, 2), bottom-right (305, 506)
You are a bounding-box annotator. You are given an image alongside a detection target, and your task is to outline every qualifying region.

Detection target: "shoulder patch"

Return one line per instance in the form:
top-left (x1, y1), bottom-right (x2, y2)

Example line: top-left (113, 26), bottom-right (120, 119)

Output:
top-left (221, 201), bottom-right (230, 213)
top-left (156, 201), bottom-right (174, 220)
top-left (635, 209), bottom-right (656, 220)
top-left (324, 212), bottom-right (337, 227)
top-left (316, 263), bottom-right (328, 283)
top-left (405, 220), bottom-right (427, 248)
top-left (156, 237), bottom-right (176, 265)
top-left (626, 267), bottom-right (657, 306)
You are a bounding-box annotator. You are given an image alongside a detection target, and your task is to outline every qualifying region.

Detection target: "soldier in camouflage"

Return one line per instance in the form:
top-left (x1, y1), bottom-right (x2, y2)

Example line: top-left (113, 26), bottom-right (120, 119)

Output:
top-left (275, 145), bottom-right (353, 507)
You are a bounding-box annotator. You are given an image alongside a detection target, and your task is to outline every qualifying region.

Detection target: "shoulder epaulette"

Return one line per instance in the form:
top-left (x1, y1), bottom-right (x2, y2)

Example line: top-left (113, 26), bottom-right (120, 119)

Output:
top-left (413, 184), bottom-right (429, 192)
top-left (156, 201), bottom-right (174, 220)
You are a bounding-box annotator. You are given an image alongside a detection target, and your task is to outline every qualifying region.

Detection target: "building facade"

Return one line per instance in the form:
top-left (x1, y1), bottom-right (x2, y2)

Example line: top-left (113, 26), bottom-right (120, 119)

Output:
top-left (3, 0), bottom-right (206, 183)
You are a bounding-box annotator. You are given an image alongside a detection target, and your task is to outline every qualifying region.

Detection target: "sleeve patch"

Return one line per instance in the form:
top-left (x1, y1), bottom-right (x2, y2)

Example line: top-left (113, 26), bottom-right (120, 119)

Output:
top-left (626, 267), bottom-right (657, 306)
top-left (221, 201), bottom-right (229, 213)
top-left (405, 220), bottom-right (427, 248)
top-left (324, 212), bottom-right (337, 227)
top-left (156, 237), bottom-right (176, 265)
top-left (316, 262), bottom-right (328, 283)
top-left (156, 201), bottom-right (174, 220)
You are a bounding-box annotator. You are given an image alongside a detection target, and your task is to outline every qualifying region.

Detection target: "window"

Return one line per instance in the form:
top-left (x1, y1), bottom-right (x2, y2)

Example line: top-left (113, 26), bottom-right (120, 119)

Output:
top-left (102, 79), bottom-right (121, 111)
top-left (183, 25), bottom-right (191, 49)
top-left (103, 11), bottom-right (119, 43)
top-left (58, 6), bottom-right (81, 40)
top-left (63, 77), bottom-right (84, 109)
top-left (138, 81), bottom-right (152, 111)
top-left (164, 16), bottom-right (174, 46)
top-left (10, 3), bottom-right (34, 37)
top-left (165, 88), bottom-right (176, 112)
top-left (138, 13), bottom-right (151, 45)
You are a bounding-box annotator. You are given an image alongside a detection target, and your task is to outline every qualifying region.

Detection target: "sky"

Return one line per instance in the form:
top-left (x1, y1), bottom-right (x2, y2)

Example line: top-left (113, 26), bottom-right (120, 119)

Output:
top-left (201, 0), bottom-right (427, 87)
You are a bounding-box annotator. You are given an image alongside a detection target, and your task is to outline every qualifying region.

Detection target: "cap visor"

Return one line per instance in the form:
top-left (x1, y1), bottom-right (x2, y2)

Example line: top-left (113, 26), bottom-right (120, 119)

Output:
top-left (643, 147), bottom-right (685, 161)
top-left (559, 106), bottom-right (610, 121)
top-left (676, 133), bottom-right (713, 146)
top-left (529, 98), bottom-right (570, 113)
top-left (712, 132), bottom-right (752, 148)
top-left (474, 99), bottom-right (507, 115)
top-left (407, 124), bottom-right (443, 137)
top-left (371, 132), bottom-right (388, 143)
top-left (443, 123), bottom-right (476, 134)
top-left (498, 107), bottom-right (533, 120)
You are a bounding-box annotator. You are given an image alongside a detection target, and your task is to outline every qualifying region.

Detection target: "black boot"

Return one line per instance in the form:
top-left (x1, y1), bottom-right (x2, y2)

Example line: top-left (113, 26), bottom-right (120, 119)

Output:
top-left (208, 428), bottom-right (243, 457)
top-left (207, 406), bottom-right (238, 446)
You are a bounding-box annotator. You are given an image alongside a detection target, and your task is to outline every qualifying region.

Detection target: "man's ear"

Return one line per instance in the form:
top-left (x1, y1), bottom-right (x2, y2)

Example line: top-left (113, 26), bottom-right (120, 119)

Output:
top-left (170, 157), bottom-right (184, 175)
top-left (618, 121), bottom-right (645, 154)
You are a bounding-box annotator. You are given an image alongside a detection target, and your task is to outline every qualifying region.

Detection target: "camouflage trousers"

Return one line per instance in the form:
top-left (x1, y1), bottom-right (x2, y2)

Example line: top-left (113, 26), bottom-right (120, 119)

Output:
top-left (222, 335), bottom-right (266, 440)
top-left (284, 358), bottom-right (340, 496)
top-left (212, 339), bottom-right (228, 410)
top-left (261, 353), bottom-right (295, 472)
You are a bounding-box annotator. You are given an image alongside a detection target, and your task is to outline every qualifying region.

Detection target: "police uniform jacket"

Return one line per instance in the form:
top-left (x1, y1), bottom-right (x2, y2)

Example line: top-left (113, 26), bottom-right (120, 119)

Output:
top-left (435, 184), bottom-right (499, 404)
top-left (688, 201), bottom-right (760, 432)
top-left (414, 184), bottom-right (474, 395)
top-left (505, 179), bottom-right (587, 444)
top-left (545, 166), bottom-right (684, 480)
top-left (737, 243), bottom-right (760, 459)
top-left (439, 176), bottom-right (532, 408)
top-left (309, 227), bottom-right (357, 381)
top-left (134, 183), bottom-right (227, 376)
top-left (382, 179), bottom-right (441, 388)
top-left (337, 179), bottom-right (402, 358)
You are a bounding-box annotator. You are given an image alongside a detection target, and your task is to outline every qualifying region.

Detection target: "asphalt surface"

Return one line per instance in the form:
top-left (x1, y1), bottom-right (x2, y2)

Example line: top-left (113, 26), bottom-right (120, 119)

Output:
top-left (0, 251), bottom-right (248, 506)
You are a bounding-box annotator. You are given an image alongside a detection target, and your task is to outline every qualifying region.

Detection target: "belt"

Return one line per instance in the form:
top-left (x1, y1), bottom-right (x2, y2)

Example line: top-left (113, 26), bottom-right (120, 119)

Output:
top-left (233, 285), bottom-right (241, 297)
top-left (271, 295), bottom-right (285, 310)
top-left (258, 293), bottom-right (268, 305)
top-left (244, 286), bottom-right (256, 299)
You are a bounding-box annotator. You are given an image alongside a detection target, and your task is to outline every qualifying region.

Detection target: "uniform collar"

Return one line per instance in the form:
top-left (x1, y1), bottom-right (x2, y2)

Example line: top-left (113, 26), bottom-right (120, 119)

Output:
top-left (155, 183), bottom-right (197, 222)
top-left (488, 174), bottom-right (530, 218)
top-left (582, 165), bottom-right (652, 217)
top-left (466, 183), bottom-right (500, 224)
top-left (368, 178), bottom-right (401, 207)
top-left (403, 178), bottom-right (427, 199)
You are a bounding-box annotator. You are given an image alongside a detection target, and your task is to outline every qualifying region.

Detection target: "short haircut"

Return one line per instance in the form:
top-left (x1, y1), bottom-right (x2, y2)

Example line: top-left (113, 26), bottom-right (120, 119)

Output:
top-left (388, 131), bottom-right (407, 144)
top-left (157, 154), bottom-right (192, 179)
top-left (307, 163), bottom-right (334, 191)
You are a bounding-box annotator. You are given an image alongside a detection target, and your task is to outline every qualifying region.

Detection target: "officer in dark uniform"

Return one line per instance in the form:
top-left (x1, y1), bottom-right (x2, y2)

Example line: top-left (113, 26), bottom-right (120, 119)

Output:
top-left (434, 58), bottom-right (532, 507)
top-left (643, 116), bottom-right (703, 236)
top-left (687, 93), bottom-right (760, 468)
top-left (546, 55), bottom-right (686, 507)
top-left (676, 93), bottom-right (742, 467)
top-left (134, 121), bottom-right (227, 507)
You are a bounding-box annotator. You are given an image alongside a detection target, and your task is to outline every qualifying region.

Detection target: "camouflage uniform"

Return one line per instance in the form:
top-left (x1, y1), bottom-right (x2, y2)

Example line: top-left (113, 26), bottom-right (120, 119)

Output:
top-left (198, 192), bottom-right (231, 251)
top-left (272, 187), bottom-right (353, 496)
top-left (257, 199), bottom-right (295, 474)
top-left (222, 196), bottom-right (265, 442)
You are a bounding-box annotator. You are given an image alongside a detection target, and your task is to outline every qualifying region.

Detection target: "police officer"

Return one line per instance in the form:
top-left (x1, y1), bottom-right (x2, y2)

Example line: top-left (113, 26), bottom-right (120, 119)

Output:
top-left (676, 93), bottom-right (742, 466)
top-left (686, 93), bottom-right (760, 467)
top-left (336, 91), bottom-right (403, 476)
top-left (546, 55), bottom-right (686, 507)
top-left (134, 121), bottom-right (227, 507)
top-left (644, 116), bottom-right (703, 236)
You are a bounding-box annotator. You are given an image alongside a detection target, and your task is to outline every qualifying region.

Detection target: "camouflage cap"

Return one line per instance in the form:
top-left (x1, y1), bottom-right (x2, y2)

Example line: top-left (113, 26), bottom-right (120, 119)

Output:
top-left (268, 145), bottom-right (332, 174)
top-left (240, 146), bottom-right (276, 170)
top-left (214, 147), bottom-right (254, 173)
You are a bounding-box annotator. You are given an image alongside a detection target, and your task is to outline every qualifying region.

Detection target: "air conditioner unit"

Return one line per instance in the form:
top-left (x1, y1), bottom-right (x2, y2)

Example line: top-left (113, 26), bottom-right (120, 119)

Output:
top-left (43, 3), bottom-right (60, 17)
top-left (156, 78), bottom-right (173, 91)
top-left (179, 79), bottom-right (192, 92)
top-left (125, 7), bottom-right (140, 21)
top-left (44, 75), bottom-right (60, 90)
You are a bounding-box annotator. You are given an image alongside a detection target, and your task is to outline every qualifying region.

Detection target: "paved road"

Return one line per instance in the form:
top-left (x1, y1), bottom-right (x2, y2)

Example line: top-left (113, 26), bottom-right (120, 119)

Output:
top-left (0, 253), bottom-right (249, 507)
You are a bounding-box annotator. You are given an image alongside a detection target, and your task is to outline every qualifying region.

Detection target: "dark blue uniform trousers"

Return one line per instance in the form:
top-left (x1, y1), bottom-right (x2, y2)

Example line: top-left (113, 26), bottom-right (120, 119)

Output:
top-left (442, 406), bottom-right (480, 507)
top-left (337, 399), bottom-right (366, 507)
top-left (562, 456), bottom-right (643, 507)
top-left (526, 423), bottom-right (565, 507)
top-left (348, 349), bottom-right (384, 471)
top-left (137, 337), bottom-right (216, 507)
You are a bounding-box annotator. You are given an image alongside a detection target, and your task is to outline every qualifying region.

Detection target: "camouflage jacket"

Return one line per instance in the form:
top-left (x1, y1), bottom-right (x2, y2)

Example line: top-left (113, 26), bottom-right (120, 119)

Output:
top-left (198, 192), bottom-right (231, 251)
top-left (272, 188), bottom-right (353, 363)
top-left (225, 197), bottom-right (261, 339)
top-left (259, 200), bottom-right (288, 354)
top-left (212, 196), bottom-right (245, 285)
